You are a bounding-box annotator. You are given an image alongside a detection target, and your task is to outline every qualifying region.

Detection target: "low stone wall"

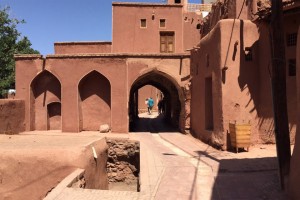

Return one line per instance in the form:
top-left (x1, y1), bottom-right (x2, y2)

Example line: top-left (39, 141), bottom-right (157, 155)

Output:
top-left (0, 99), bottom-right (25, 134)
top-left (106, 138), bottom-right (140, 191)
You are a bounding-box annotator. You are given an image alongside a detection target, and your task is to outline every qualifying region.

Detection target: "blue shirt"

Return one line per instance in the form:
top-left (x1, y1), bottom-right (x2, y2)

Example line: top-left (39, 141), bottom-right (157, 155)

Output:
top-left (148, 98), bottom-right (154, 107)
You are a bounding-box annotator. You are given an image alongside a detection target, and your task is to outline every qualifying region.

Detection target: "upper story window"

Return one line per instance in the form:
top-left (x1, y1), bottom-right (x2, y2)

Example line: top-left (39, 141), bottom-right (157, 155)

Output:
top-left (286, 33), bottom-right (297, 46)
top-left (140, 19), bottom-right (147, 28)
top-left (160, 32), bottom-right (174, 53)
top-left (175, 0), bottom-right (181, 3)
top-left (160, 19), bottom-right (166, 28)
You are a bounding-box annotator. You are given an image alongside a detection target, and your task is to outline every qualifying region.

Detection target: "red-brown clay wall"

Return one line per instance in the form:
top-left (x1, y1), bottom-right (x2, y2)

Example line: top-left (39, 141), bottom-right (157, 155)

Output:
top-left (191, 20), bottom-right (259, 148)
top-left (15, 54), bottom-right (190, 133)
top-left (220, 20), bottom-right (260, 148)
top-left (112, 3), bottom-right (184, 53)
top-left (190, 21), bottom-right (223, 147)
top-left (0, 99), bottom-right (25, 134)
top-left (15, 55), bottom-right (44, 131)
top-left (48, 56), bottom-right (127, 133)
top-left (54, 42), bottom-right (112, 54)
top-left (183, 12), bottom-right (201, 51)
top-left (54, 42), bottom-right (111, 54)
top-left (15, 55), bottom-right (128, 133)
top-left (219, 0), bottom-right (254, 20)
top-left (289, 25), bottom-right (300, 200)
top-left (257, 14), bottom-right (299, 143)
top-left (191, 17), bottom-right (298, 148)
top-left (283, 13), bottom-right (299, 143)
top-left (232, 0), bottom-right (253, 20)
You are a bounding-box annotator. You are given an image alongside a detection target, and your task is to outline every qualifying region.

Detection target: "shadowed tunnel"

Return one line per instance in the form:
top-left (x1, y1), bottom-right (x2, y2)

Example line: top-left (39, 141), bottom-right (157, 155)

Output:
top-left (129, 71), bottom-right (183, 133)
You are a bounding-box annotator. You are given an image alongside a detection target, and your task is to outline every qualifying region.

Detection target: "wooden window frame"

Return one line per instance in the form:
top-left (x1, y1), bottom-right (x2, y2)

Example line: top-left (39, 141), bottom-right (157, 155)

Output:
top-left (160, 31), bottom-right (175, 53)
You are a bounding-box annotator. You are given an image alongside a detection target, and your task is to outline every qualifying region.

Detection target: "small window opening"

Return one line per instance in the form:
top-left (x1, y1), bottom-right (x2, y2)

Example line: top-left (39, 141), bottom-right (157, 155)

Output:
top-left (245, 47), bottom-right (253, 61)
top-left (175, 0), bottom-right (181, 3)
top-left (140, 19), bottom-right (147, 28)
top-left (288, 59), bottom-right (296, 76)
top-left (287, 33), bottom-right (297, 46)
top-left (160, 19), bottom-right (166, 28)
top-left (196, 23), bottom-right (201, 29)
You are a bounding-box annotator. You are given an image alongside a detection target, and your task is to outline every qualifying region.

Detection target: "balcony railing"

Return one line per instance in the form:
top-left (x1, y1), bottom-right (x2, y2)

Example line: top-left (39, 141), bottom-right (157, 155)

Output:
top-left (187, 3), bottom-right (212, 12)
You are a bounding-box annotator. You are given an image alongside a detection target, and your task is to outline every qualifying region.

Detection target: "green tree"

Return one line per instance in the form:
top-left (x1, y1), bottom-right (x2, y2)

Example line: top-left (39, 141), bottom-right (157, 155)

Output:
top-left (0, 7), bottom-right (39, 98)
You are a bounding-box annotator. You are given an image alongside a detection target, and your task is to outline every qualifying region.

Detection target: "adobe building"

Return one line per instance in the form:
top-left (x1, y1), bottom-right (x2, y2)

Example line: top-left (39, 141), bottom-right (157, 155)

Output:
top-left (13, 0), bottom-right (208, 133)
top-left (190, 0), bottom-right (299, 149)
top-left (187, 1), bottom-right (300, 197)
top-left (290, 25), bottom-right (300, 200)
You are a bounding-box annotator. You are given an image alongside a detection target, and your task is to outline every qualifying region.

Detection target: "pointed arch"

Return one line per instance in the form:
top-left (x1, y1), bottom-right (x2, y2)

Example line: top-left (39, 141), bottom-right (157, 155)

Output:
top-left (30, 70), bottom-right (61, 130)
top-left (129, 69), bottom-right (184, 132)
top-left (47, 102), bottom-right (61, 130)
top-left (78, 70), bottom-right (111, 131)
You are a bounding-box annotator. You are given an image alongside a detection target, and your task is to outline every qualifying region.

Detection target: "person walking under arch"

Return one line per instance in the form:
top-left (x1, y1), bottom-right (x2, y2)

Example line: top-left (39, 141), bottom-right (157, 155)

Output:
top-left (158, 98), bottom-right (165, 114)
top-left (147, 97), bottom-right (154, 114)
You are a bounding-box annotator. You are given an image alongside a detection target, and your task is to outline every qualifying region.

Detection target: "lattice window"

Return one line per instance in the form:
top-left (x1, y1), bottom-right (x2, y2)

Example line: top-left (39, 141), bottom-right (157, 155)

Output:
top-left (286, 33), bottom-right (297, 46)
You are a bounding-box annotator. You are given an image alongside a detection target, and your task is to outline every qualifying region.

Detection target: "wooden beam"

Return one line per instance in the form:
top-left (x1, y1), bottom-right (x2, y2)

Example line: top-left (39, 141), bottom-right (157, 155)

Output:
top-left (270, 0), bottom-right (291, 190)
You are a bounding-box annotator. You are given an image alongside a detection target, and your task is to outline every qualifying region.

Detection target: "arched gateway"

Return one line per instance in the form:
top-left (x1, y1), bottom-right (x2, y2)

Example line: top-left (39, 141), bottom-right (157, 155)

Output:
top-left (15, 0), bottom-right (195, 133)
top-left (129, 70), bottom-right (185, 132)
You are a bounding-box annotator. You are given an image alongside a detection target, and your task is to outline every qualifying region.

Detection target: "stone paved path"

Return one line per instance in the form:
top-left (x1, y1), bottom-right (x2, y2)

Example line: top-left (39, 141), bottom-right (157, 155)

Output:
top-left (159, 133), bottom-right (287, 200)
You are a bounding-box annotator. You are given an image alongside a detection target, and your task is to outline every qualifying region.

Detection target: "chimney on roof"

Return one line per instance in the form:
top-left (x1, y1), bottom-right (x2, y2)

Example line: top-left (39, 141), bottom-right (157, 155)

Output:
top-left (167, 0), bottom-right (187, 5)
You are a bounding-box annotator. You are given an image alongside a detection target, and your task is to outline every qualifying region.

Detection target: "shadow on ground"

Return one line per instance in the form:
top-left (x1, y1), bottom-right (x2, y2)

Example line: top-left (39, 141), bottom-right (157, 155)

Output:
top-left (130, 112), bottom-right (178, 133)
top-left (191, 150), bottom-right (287, 200)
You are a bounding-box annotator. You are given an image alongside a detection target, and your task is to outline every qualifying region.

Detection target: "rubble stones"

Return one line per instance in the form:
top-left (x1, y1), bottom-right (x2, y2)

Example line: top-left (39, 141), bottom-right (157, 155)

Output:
top-left (106, 139), bottom-right (140, 185)
top-left (71, 177), bottom-right (86, 188)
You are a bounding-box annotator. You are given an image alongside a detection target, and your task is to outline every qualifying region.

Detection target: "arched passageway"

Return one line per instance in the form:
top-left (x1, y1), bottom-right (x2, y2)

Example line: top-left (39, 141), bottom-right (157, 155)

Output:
top-left (129, 71), bottom-right (183, 132)
top-left (137, 85), bottom-right (162, 114)
top-left (30, 71), bottom-right (61, 130)
top-left (78, 70), bottom-right (111, 131)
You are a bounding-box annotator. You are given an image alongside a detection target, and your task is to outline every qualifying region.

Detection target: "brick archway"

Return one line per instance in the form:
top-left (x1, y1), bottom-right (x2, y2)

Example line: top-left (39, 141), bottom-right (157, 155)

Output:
top-left (30, 70), bottom-right (61, 131)
top-left (129, 70), bottom-right (184, 132)
top-left (78, 70), bottom-right (111, 131)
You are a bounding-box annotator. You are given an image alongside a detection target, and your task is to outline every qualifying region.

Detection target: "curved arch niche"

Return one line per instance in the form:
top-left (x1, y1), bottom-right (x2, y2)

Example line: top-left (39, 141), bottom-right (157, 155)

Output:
top-left (78, 71), bottom-right (111, 131)
top-left (30, 71), bottom-right (61, 130)
top-left (129, 70), bottom-right (183, 132)
top-left (47, 102), bottom-right (61, 130)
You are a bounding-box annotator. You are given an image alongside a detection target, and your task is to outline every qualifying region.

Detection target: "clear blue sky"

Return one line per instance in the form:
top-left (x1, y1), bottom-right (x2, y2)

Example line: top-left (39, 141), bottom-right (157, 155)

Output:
top-left (0, 0), bottom-right (201, 55)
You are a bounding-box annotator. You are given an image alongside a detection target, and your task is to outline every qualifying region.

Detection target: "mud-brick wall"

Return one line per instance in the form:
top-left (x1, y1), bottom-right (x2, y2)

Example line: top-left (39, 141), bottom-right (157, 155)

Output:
top-left (0, 99), bottom-right (25, 134)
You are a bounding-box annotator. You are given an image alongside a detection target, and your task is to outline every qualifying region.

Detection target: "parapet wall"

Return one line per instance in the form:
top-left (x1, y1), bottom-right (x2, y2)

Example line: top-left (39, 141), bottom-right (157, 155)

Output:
top-left (54, 42), bottom-right (112, 54)
top-left (0, 99), bottom-right (25, 134)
